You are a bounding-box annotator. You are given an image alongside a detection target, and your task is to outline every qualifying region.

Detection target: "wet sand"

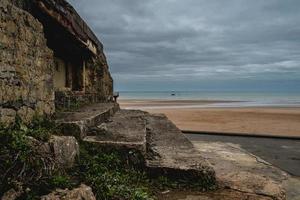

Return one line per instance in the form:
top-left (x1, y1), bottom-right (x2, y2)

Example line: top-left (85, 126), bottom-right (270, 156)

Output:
top-left (119, 99), bottom-right (300, 137)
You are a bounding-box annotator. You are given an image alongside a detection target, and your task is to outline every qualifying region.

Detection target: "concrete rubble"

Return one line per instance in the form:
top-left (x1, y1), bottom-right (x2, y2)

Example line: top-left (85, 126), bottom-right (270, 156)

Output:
top-left (41, 184), bottom-right (96, 200)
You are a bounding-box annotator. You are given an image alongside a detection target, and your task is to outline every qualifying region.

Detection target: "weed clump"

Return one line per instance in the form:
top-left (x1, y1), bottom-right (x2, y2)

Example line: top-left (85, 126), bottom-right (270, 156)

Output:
top-left (74, 144), bottom-right (154, 200)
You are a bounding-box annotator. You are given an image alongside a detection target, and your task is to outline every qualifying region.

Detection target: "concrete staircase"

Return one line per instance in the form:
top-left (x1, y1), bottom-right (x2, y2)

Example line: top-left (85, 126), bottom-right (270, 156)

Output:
top-left (56, 104), bottom-right (216, 185)
top-left (87, 109), bottom-right (215, 184)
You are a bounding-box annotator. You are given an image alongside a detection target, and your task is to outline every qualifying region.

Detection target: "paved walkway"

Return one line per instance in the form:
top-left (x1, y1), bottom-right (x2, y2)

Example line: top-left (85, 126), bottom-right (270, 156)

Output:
top-left (186, 133), bottom-right (300, 176)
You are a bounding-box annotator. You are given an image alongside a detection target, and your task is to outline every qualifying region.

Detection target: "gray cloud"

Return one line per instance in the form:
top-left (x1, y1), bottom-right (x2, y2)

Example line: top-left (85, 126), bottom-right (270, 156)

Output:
top-left (69, 0), bottom-right (300, 90)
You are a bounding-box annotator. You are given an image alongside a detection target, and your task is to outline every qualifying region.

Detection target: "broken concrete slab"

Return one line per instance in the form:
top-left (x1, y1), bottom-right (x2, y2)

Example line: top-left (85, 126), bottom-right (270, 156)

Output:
top-left (84, 110), bottom-right (148, 153)
top-left (55, 103), bottom-right (119, 139)
top-left (83, 110), bottom-right (216, 187)
top-left (145, 114), bottom-right (216, 186)
top-left (192, 141), bottom-right (289, 200)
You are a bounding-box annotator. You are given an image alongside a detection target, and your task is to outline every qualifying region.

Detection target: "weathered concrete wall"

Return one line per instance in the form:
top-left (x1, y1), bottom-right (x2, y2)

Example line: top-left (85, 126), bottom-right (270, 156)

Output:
top-left (0, 0), bottom-right (55, 125)
top-left (85, 54), bottom-right (113, 101)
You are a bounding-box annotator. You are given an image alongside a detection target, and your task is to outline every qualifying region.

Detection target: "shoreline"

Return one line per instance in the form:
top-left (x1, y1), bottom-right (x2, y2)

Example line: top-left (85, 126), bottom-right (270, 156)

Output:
top-left (119, 99), bottom-right (300, 137)
top-left (119, 99), bottom-right (300, 109)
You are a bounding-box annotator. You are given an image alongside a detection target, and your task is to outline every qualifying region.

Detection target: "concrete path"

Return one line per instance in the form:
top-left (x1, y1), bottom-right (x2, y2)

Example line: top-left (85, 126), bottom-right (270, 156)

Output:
top-left (186, 134), bottom-right (300, 176)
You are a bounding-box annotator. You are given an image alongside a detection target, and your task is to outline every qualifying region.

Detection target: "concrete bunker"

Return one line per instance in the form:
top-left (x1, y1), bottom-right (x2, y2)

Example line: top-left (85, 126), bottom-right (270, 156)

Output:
top-left (0, 0), bottom-right (113, 124)
top-left (32, 5), bottom-right (88, 93)
top-left (28, 0), bottom-right (114, 108)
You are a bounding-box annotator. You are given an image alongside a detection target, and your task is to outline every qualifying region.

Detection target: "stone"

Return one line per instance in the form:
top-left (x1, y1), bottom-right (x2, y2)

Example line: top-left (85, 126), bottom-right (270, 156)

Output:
top-left (41, 184), bottom-right (96, 200)
top-left (49, 135), bottom-right (79, 168)
top-left (1, 188), bottom-right (22, 200)
top-left (0, 108), bottom-right (16, 125)
top-left (27, 136), bottom-right (79, 169)
top-left (17, 106), bottom-right (35, 124)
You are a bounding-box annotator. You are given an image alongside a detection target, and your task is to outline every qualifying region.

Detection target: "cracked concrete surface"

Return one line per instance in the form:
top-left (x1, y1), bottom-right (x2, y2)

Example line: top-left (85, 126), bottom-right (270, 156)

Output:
top-left (193, 141), bottom-right (288, 200)
top-left (161, 141), bottom-right (300, 200)
top-left (159, 141), bottom-right (298, 200)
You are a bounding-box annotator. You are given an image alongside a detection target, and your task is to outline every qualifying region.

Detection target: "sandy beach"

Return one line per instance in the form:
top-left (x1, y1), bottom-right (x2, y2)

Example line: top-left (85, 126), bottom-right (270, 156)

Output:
top-left (119, 99), bottom-right (300, 137)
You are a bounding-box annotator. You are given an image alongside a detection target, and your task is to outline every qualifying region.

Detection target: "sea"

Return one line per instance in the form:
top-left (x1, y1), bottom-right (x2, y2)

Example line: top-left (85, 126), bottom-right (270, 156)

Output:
top-left (119, 91), bottom-right (300, 108)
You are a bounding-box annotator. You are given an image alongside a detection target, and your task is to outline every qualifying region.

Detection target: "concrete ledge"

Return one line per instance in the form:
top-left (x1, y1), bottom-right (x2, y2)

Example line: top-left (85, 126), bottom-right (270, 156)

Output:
top-left (83, 136), bottom-right (146, 153)
top-left (55, 103), bottom-right (119, 139)
top-left (145, 114), bottom-right (216, 186)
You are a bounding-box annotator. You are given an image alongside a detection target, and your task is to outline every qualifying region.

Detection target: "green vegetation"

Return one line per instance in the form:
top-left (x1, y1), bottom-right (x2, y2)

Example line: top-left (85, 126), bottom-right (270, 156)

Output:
top-left (0, 116), bottom-right (64, 198)
top-left (0, 118), bottom-right (214, 200)
top-left (0, 117), bottom-right (56, 198)
top-left (74, 144), bottom-right (154, 200)
top-left (25, 116), bottom-right (60, 141)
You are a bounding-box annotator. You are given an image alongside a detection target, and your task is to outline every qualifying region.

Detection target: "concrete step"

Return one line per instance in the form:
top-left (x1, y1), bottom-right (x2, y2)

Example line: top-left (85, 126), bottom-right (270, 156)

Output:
top-left (82, 109), bottom-right (216, 186)
top-left (55, 103), bottom-right (119, 139)
top-left (145, 114), bottom-right (216, 186)
top-left (83, 110), bottom-right (148, 152)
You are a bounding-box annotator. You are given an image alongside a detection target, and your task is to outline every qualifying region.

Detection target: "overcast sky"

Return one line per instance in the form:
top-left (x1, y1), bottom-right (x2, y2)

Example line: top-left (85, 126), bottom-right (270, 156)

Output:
top-left (69, 0), bottom-right (300, 91)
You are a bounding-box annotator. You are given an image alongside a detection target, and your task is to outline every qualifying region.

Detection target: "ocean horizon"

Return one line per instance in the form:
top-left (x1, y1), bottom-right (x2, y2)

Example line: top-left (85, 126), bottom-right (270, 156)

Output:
top-left (119, 90), bottom-right (300, 108)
